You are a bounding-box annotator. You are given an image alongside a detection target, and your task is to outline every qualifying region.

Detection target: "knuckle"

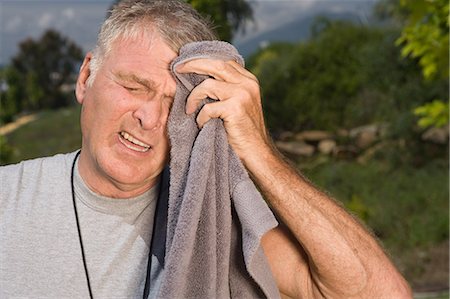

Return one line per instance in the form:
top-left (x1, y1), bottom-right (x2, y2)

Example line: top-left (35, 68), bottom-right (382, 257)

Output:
top-left (228, 100), bottom-right (243, 115)
top-left (202, 103), bottom-right (214, 114)
top-left (202, 78), bottom-right (215, 89)
top-left (247, 79), bottom-right (260, 95)
top-left (214, 60), bottom-right (227, 72)
top-left (239, 85), bottom-right (256, 102)
top-left (188, 90), bottom-right (203, 104)
top-left (240, 89), bottom-right (252, 102)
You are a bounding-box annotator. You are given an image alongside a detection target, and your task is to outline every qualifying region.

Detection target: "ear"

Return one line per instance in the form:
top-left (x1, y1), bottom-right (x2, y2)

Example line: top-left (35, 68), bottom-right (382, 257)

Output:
top-left (75, 52), bottom-right (93, 105)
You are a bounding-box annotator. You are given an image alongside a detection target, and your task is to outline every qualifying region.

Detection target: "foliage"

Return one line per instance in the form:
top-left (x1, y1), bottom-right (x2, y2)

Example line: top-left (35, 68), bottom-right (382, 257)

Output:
top-left (187, 0), bottom-right (253, 41)
top-left (382, 0), bottom-right (449, 129)
top-left (395, 0), bottom-right (449, 80)
top-left (0, 135), bottom-right (14, 164)
top-left (345, 194), bottom-right (370, 222)
top-left (248, 19), bottom-right (448, 136)
top-left (414, 100), bottom-right (449, 128)
top-left (0, 67), bottom-right (24, 124)
top-left (1, 30), bottom-right (83, 123)
top-left (109, 0), bottom-right (253, 41)
top-left (373, 0), bottom-right (409, 22)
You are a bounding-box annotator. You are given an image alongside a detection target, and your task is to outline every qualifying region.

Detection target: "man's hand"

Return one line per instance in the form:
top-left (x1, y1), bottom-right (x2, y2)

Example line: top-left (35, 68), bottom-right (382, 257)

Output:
top-left (176, 58), bottom-right (412, 298)
top-left (176, 59), bottom-right (271, 167)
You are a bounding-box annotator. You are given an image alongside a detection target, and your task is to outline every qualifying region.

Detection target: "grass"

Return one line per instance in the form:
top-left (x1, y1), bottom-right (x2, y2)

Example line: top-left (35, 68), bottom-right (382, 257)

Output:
top-left (415, 291), bottom-right (449, 299)
top-left (2, 105), bottom-right (82, 164)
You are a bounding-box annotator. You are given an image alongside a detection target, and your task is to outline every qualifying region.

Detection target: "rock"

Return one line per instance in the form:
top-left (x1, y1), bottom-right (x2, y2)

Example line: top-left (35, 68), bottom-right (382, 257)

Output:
top-left (275, 141), bottom-right (315, 157)
top-left (278, 131), bottom-right (295, 141)
top-left (318, 139), bottom-right (336, 155)
top-left (337, 129), bottom-right (349, 138)
top-left (349, 124), bottom-right (384, 149)
top-left (295, 130), bottom-right (333, 142)
top-left (422, 126), bottom-right (449, 144)
top-left (356, 130), bottom-right (377, 149)
top-left (349, 124), bottom-right (379, 138)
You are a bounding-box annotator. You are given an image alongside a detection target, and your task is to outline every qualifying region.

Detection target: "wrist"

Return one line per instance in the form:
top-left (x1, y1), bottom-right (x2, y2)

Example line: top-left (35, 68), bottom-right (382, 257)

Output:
top-left (240, 140), bottom-right (285, 180)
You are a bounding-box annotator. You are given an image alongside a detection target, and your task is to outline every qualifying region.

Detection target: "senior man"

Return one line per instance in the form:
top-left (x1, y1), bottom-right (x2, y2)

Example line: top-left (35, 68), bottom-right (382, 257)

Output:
top-left (0, 0), bottom-right (411, 298)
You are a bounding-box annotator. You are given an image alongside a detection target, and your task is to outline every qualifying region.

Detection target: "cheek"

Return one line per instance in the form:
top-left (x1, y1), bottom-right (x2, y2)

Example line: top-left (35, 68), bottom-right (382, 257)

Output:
top-left (80, 94), bottom-right (122, 143)
top-left (156, 125), bottom-right (170, 149)
top-left (92, 88), bottom-right (130, 122)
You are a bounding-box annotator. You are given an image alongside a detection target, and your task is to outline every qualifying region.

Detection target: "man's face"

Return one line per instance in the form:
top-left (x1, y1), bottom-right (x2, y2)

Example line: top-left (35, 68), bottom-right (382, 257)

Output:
top-left (76, 32), bottom-right (177, 198)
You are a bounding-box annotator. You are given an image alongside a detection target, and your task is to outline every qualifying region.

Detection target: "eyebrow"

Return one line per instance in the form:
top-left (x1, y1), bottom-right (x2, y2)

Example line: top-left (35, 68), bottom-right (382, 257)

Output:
top-left (114, 72), bottom-right (156, 90)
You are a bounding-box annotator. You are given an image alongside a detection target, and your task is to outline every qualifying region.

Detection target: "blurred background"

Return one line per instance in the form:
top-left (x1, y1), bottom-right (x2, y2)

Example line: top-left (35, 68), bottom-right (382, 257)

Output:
top-left (0, 0), bottom-right (448, 297)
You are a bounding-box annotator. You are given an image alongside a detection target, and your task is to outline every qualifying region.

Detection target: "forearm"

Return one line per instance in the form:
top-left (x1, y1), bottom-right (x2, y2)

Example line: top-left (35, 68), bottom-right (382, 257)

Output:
top-left (243, 144), bottom-right (411, 297)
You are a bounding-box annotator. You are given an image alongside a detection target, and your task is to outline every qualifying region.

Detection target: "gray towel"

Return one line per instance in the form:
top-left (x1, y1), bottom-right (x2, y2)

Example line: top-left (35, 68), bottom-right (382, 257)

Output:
top-left (158, 41), bottom-right (279, 299)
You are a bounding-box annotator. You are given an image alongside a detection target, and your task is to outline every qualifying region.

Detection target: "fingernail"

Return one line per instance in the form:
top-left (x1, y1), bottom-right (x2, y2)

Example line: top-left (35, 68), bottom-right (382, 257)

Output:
top-left (186, 107), bottom-right (194, 115)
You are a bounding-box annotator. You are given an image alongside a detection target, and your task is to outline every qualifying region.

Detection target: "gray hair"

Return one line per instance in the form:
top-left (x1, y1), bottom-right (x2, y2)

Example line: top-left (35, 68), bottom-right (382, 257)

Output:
top-left (87, 0), bottom-right (217, 86)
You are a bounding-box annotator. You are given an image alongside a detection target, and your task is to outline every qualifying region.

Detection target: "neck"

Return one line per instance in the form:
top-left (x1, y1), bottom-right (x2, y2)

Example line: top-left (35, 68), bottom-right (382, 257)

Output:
top-left (77, 151), bottom-right (158, 199)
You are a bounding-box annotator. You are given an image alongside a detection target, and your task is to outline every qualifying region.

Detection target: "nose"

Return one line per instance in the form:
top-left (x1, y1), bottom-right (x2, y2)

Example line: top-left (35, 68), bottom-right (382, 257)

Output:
top-left (132, 99), bottom-right (166, 131)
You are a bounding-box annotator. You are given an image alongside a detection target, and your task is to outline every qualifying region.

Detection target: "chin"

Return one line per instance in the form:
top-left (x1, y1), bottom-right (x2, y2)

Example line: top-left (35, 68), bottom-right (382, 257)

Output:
top-left (109, 163), bottom-right (161, 186)
top-left (95, 152), bottom-right (158, 188)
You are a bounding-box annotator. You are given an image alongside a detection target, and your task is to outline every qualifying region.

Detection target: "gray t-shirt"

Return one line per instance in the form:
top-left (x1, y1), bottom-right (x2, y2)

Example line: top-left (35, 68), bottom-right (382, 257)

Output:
top-left (0, 152), bottom-right (159, 298)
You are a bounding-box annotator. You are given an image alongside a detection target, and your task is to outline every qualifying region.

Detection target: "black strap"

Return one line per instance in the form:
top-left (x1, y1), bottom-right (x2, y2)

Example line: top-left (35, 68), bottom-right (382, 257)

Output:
top-left (142, 196), bottom-right (159, 299)
top-left (71, 150), bottom-right (94, 299)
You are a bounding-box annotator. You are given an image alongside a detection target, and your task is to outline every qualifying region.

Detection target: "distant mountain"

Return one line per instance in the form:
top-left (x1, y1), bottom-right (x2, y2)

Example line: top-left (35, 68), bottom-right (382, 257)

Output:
top-left (234, 10), bottom-right (373, 58)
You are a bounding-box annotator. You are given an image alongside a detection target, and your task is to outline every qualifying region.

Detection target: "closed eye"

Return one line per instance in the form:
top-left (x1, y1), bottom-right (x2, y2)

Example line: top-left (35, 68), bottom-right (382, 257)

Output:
top-left (123, 85), bottom-right (145, 93)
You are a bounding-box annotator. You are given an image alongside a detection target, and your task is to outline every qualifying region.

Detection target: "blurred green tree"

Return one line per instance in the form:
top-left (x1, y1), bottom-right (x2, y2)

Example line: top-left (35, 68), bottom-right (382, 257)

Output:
top-left (108, 0), bottom-right (253, 41)
top-left (187, 0), bottom-right (253, 41)
top-left (3, 29), bottom-right (83, 117)
top-left (248, 19), bottom-right (448, 136)
top-left (0, 67), bottom-right (24, 124)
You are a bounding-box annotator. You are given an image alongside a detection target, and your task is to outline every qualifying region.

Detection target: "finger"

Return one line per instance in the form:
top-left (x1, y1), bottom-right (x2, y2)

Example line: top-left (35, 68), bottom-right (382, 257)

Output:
top-left (186, 79), bottom-right (235, 114)
top-left (177, 58), bottom-right (241, 83)
top-left (196, 100), bottom-right (230, 129)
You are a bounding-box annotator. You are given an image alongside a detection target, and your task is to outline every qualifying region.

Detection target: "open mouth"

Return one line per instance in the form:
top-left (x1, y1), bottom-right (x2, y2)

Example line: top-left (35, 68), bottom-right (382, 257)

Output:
top-left (119, 131), bottom-right (151, 153)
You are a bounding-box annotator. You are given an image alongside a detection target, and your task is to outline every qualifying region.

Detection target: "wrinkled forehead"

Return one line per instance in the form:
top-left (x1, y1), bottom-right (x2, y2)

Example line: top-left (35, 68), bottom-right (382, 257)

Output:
top-left (104, 31), bottom-right (177, 94)
top-left (109, 28), bottom-right (176, 65)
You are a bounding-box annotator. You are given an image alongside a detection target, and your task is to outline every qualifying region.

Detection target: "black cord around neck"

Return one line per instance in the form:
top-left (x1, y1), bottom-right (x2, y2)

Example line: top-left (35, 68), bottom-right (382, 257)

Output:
top-left (71, 150), bottom-right (153, 299)
top-left (71, 150), bottom-right (94, 299)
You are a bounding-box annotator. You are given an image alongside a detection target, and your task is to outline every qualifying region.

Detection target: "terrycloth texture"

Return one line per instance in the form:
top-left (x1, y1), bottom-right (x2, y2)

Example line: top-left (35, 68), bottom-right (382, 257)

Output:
top-left (155, 40), bottom-right (280, 298)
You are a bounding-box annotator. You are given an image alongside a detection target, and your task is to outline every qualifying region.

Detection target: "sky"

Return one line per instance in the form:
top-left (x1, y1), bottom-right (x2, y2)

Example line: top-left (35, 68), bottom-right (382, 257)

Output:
top-left (0, 0), bottom-right (377, 65)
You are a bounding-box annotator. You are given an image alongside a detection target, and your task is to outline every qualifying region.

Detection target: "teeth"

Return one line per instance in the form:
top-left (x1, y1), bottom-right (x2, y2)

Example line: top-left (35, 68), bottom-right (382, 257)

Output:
top-left (119, 132), bottom-right (150, 152)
